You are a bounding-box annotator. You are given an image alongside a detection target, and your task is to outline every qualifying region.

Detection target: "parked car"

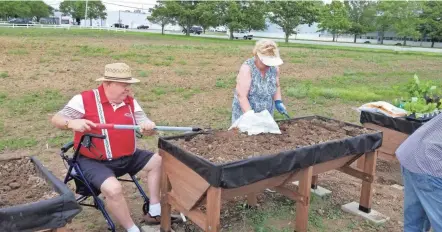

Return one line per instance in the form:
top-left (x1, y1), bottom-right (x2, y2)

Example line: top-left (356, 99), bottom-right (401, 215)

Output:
top-left (215, 26), bottom-right (227, 32)
top-left (137, 25), bottom-right (149, 29)
top-left (8, 18), bottom-right (35, 26)
top-left (113, 23), bottom-right (129, 29)
top-left (230, 30), bottom-right (253, 40)
top-left (183, 26), bottom-right (203, 35)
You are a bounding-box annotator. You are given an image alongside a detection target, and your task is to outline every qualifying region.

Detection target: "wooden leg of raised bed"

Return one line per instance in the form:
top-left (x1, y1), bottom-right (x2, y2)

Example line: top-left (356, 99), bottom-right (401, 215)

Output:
top-left (311, 175), bottom-right (318, 189)
top-left (206, 187), bottom-right (222, 232)
top-left (359, 151), bottom-right (377, 213)
top-left (356, 154), bottom-right (365, 170)
top-left (160, 165), bottom-right (172, 232)
top-left (295, 166), bottom-right (313, 232)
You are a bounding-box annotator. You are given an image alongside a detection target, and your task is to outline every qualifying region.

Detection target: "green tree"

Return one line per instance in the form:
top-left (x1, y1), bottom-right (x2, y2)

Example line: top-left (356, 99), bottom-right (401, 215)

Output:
top-left (318, 1), bottom-right (351, 42)
top-left (216, 1), bottom-right (243, 39)
top-left (196, 2), bottom-right (218, 34)
top-left (148, 2), bottom-right (175, 35)
top-left (344, 1), bottom-right (376, 43)
top-left (374, 1), bottom-right (396, 44)
top-left (420, 1), bottom-right (442, 48)
top-left (242, 1), bottom-right (267, 33)
top-left (391, 1), bottom-right (422, 46)
top-left (268, 1), bottom-right (319, 43)
top-left (59, 0), bottom-right (106, 25)
top-left (0, 1), bottom-right (52, 21)
top-left (87, 1), bottom-right (107, 26)
top-left (31, 1), bottom-right (53, 21)
top-left (216, 1), bottom-right (267, 40)
top-left (164, 1), bottom-right (199, 36)
top-left (0, 2), bottom-right (30, 19)
top-left (59, 1), bottom-right (85, 25)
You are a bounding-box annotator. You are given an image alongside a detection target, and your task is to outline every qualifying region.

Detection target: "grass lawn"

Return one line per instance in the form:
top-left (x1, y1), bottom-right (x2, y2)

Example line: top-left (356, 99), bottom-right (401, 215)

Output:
top-left (0, 27), bottom-right (441, 232)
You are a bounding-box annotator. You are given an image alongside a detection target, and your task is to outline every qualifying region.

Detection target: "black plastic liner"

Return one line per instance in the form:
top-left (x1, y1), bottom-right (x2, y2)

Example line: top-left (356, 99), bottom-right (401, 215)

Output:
top-left (359, 111), bottom-right (424, 135)
top-left (0, 156), bottom-right (81, 231)
top-left (405, 111), bottom-right (441, 123)
top-left (159, 116), bottom-right (383, 189)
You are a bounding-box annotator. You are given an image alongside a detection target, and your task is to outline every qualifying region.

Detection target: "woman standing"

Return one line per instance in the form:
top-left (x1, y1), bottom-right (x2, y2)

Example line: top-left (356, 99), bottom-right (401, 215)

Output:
top-left (231, 39), bottom-right (288, 123)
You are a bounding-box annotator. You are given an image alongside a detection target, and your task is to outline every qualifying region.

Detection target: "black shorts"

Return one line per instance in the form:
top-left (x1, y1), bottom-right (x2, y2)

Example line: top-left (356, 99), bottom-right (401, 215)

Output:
top-left (77, 149), bottom-right (154, 190)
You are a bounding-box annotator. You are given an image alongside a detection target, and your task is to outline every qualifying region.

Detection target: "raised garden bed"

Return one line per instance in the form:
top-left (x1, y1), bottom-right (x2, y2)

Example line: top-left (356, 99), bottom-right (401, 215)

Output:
top-left (360, 110), bottom-right (424, 161)
top-left (160, 116), bottom-right (382, 189)
top-left (360, 111), bottom-right (423, 135)
top-left (0, 156), bottom-right (81, 231)
top-left (158, 116), bottom-right (383, 232)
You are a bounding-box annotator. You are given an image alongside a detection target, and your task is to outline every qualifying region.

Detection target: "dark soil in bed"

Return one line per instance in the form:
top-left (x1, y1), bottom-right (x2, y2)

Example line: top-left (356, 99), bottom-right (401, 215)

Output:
top-left (171, 118), bottom-right (373, 164)
top-left (0, 157), bottom-right (58, 208)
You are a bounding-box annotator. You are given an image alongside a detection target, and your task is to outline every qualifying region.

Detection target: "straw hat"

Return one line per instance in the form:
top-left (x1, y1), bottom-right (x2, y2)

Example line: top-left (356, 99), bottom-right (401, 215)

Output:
top-left (95, 63), bottom-right (140, 83)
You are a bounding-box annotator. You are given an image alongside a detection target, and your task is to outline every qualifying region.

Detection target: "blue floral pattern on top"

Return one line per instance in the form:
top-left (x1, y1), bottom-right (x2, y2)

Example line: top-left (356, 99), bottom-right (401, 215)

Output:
top-left (231, 57), bottom-right (277, 123)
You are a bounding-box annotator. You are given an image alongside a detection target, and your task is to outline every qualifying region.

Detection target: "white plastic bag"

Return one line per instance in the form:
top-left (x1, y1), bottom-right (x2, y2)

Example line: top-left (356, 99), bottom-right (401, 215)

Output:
top-left (358, 101), bottom-right (407, 118)
top-left (229, 110), bottom-right (281, 135)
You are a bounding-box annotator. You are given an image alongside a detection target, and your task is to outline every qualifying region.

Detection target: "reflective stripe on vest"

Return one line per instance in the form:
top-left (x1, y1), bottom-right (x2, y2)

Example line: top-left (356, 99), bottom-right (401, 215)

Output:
top-left (92, 89), bottom-right (113, 160)
top-left (127, 104), bottom-right (138, 151)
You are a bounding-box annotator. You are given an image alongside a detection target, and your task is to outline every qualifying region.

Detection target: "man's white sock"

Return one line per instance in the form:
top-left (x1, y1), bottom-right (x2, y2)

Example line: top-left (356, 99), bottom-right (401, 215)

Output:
top-left (127, 224), bottom-right (140, 232)
top-left (149, 203), bottom-right (161, 217)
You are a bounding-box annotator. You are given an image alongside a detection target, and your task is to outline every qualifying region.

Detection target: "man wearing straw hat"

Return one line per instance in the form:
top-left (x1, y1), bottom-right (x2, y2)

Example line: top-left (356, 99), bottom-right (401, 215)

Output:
top-left (51, 63), bottom-right (179, 231)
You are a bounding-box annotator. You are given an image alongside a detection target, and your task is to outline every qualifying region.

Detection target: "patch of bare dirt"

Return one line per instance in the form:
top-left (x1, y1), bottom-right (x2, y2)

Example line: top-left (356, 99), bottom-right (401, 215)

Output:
top-left (319, 169), bottom-right (404, 231)
top-left (376, 159), bottom-right (403, 185)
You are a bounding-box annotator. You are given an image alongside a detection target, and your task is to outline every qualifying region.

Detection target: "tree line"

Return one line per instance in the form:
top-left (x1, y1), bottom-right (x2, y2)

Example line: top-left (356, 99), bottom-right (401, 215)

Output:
top-left (0, 1), bottom-right (54, 22)
top-left (2, 1), bottom-right (441, 47)
top-left (0, 0), bottom-right (106, 26)
top-left (149, 0), bottom-right (442, 47)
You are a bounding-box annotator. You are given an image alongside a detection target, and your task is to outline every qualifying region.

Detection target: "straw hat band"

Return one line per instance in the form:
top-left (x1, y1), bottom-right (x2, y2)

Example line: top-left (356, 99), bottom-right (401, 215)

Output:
top-left (105, 66), bottom-right (131, 77)
top-left (103, 76), bottom-right (133, 81)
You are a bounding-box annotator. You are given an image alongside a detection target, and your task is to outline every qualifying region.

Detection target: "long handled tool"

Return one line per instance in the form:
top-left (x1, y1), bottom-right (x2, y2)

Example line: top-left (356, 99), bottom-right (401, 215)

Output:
top-left (283, 112), bottom-right (291, 119)
top-left (95, 123), bottom-right (203, 132)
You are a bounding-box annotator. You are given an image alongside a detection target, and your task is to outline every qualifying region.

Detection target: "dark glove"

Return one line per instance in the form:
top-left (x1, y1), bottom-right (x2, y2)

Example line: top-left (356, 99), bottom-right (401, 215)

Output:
top-left (275, 100), bottom-right (288, 114)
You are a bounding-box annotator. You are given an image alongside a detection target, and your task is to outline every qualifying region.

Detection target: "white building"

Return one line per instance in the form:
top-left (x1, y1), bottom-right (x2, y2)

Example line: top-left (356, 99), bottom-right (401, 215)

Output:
top-left (102, 10), bottom-right (150, 28)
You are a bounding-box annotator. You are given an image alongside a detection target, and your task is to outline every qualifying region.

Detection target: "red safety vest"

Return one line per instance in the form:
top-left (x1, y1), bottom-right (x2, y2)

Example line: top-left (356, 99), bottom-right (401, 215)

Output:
top-left (73, 84), bottom-right (136, 160)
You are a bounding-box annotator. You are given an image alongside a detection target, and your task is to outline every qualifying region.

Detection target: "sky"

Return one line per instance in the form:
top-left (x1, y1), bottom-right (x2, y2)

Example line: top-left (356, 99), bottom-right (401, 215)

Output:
top-left (43, 0), bottom-right (159, 12)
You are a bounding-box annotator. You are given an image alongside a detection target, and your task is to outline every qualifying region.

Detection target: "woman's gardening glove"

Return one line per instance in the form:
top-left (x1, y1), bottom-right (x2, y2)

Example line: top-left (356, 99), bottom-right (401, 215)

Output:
top-left (275, 100), bottom-right (288, 115)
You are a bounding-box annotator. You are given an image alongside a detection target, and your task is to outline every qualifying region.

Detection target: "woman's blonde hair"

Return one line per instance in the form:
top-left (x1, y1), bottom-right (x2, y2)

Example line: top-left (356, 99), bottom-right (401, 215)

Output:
top-left (252, 39), bottom-right (279, 57)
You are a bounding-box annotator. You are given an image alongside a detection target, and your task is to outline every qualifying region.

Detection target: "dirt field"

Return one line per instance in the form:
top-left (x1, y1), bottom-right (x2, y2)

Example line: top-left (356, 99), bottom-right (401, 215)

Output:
top-left (0, 28), bottom-right (441, 231)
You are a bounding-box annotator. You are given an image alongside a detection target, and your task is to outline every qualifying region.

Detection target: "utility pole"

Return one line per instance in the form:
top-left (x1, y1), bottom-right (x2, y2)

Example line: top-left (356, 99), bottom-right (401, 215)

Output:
top-left (119, 10), bottom-right (121, 23)
top-left (84, 0), bottom-right (88, 26)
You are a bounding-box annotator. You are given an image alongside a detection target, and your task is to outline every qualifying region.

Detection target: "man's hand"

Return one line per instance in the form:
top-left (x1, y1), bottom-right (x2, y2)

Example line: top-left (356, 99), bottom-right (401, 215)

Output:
top-left (139, 121), bottom-right (156, 136)
top-left (275, 100), bottom-right (288, 115)
top-left (68, 119), bottom-right (96, 132)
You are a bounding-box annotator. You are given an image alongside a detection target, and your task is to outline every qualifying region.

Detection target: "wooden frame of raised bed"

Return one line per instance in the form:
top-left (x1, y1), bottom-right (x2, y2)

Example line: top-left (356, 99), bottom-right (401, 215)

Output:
top-left (359, 111), bottom-right (423, 161)
top-left (360, 124), bottom-right (407, 161)
top-left (158, 116), bottom-right (383, 232)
